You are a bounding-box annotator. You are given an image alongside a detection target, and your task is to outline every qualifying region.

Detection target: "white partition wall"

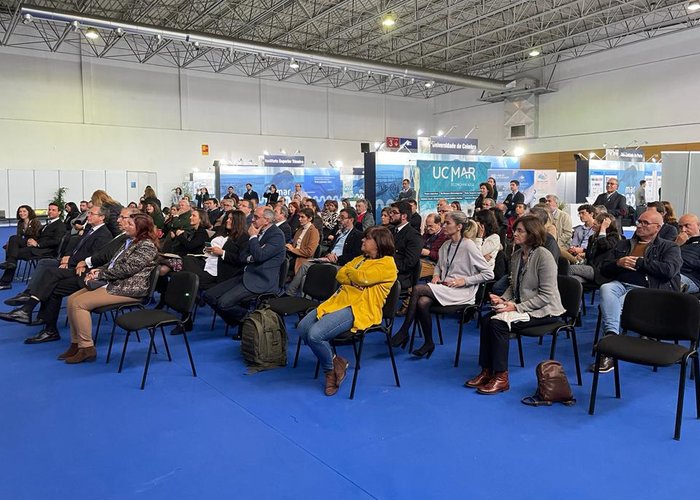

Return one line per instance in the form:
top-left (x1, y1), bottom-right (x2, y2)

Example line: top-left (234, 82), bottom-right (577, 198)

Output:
top-left (662, 152), bottom-right (700, 216)
top-left (34, 170), bottom-right (59, 209)
top-left (0, 170), bottom-right (8, 216)
top-left (8, 170), bottom-right (35, 212)
top-left (83, 170), bottom-right (106, 198)
top-left (105, 170), bottom-right (128, 205)
top-left (59, 170), bottom-right (84, 203)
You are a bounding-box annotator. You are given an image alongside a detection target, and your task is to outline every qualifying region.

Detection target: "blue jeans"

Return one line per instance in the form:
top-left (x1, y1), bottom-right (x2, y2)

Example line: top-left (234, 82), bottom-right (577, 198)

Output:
top-left (297, 307), bottom-right (354, 372)
top-left (599, 281), bottom-right (643, 334)
top-left (680, 274), bottom-right (700, 293)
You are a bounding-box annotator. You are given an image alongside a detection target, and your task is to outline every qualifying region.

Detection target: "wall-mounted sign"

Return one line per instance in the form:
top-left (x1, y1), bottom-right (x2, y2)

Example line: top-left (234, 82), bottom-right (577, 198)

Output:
top-left (605, 148), bottom-right (644, 161)
top-left (385, 136), bottom-right (401, 148)
top-left (263, 155), bottom-right (305, 167)
top-left (201, 144), bottom-right (209, 156)
top-left (429, 136), bottom-right (479, 155)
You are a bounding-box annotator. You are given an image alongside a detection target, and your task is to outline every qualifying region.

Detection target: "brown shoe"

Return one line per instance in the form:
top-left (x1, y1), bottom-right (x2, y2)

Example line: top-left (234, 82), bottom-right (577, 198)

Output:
top-left (464, 368), bottom-right (492, 388)
top-left (333, 355), bottom-right (349, 388)
top-left (64, 346), bottom-right (97, 364)
top-left (324, 370), bottom-right (338, 396)
top-left (57, 343), bottom-right (79, 361)
top-left (477, 371), bottom-right (509, 395)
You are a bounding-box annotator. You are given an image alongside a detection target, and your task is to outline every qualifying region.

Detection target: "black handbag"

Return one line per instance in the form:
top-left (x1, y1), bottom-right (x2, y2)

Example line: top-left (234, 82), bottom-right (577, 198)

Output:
top-left (85, 279), bottom-right (109, 291)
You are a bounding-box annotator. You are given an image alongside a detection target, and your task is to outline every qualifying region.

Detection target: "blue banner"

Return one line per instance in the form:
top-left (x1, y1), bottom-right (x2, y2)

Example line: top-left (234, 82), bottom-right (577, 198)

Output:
top-left (487, 169), bottom-right (537, 205)
top-left (219, 166), bottom-right (341, 203)
top-left (416, 159), bottom-right (489, 209)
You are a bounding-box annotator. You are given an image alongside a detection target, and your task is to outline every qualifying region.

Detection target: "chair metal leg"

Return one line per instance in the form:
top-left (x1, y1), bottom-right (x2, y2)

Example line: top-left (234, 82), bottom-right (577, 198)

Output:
top-left (118, 331), bottom-right (132, 373)
top-left (160, 326), bottom-right (172, 361)
top-left (293, 336), bottom-right (303, 368)
top-left (581, 290), bottom-right (587, 316)
top-left (549, 332), bottom-right (558, 360)
top-left (589, 353), bottom-right (602, 415)
top-left (570, 328), bottom-right (583, 386)
top-left (211, 311), bottom-right (217, 330)
top-left (182, 330), bottom-right (197, 377)
top-left (435, 316), bottom-right (444, 345)
top-left (94, 313), bottom-right (103, 343)
top-left (613, 359), bottom-right (621, 398)
top-left (517, 335), bottom-right (525, 367)
top-left (675, 357), bottom-right (689, 440)
top-left (693, 354), bottom-right (700, 418)
top-left (590, 289), bottom-right (596, 304)
top-left (592, 306), bottom-right (602, 356)
top-left (140, 328), bottom-right (156, 390)
top-left (349, 334), bottom-right (365, 400)
top-left (386, 331), bottom-right (400, 388)
top-left (314, 360), bottom-right (320, 379)
top-left (454, 321), bottom-right (464, 368)
top-left (106, 322), bottom-right (118, 363)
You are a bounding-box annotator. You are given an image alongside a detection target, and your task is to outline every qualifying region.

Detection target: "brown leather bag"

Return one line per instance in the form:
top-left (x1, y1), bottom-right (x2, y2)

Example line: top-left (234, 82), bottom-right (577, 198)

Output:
top-left (522, 360), bottom-right (576, 406)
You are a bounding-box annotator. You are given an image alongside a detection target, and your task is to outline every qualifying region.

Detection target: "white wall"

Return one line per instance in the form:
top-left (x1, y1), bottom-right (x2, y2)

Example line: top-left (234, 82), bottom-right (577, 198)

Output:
top-left (0, 45), bottom-right (433, 205)
top-left (432, 27), bottom-right (700, 155)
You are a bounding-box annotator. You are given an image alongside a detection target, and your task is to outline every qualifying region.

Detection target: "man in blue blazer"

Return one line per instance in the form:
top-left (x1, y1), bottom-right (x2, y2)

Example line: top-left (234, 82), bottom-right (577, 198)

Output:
top-left (204, 206), bottom-right (286, 328)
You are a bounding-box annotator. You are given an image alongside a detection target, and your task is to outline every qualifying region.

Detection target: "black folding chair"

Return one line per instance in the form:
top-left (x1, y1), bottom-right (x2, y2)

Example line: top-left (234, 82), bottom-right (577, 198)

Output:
top-left (408, 281), bottom-right (491, 367)
top-left (114, 272), bottom-right (199, 389)
top-left (313, 281), bottom-right (401, 399)
top-left (514, 276), bottom-right (583, 385)
top-left (266, 263), bottom-right (339, 367)
top-left (589, 288), bottom-right (700, 440)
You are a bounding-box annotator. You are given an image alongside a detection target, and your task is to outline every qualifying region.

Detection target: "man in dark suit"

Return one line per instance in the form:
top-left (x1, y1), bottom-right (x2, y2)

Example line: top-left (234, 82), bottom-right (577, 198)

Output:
top-left (204, 198), bottom-right (223, 226)
top-left (503, 180), bottom-right (525, 218)
top-left (5, 207), bottom-right (135, 344)
top-left (204, 206), bottom-right (285, 328)
top-left (285, 208), bottom-right (363, 296)
top-left (0, 203), bottom-right (66, 290)
top-left (2, 205), bottom-right (113, 311)
top-left (243, 183), bottom-right (259, 207)
top-left (593, 177), bottom-right (627, 229)
top-left (408, 199), bottom-right (422, 233)
top-left (397, 178), bottom-right (416, 201)
top-left (390, 201), bottom-right (422, 290)
top-left (274, 205), bottom-right (293, 243)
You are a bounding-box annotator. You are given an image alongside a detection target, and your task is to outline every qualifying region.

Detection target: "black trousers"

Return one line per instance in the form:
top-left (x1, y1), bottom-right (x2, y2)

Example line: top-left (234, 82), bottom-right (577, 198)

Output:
top-left (181, 255), bottom-right (218, 290)
top-left (479, 313), bottom-right (560, 372)
top-left (36, 275), bottom-right (84, 330)
top-left (1, 235), bottom-right (53, 284)
top-left (203, 275), bottom-right (255, 325)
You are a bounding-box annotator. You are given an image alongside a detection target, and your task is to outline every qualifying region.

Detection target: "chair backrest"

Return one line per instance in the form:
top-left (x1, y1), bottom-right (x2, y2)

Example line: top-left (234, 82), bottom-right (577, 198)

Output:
top-left (557, 256), bottom-right (570, 276)
top-left (382, 281), bottom-right (402, 320)
top-left (164, 271), bottom-right (200, 315)
top-left (621, 288), bottom-right (700, 342)
top-left (557, 275), bottom-right (582, 322)
top-left (410, 259), bottom-right (422, 287)
top-left (277, 258), bottom-right (290, 291)
top-left (474, 280), bottom-right (493, 307)
top-left (144, 266), bottom-right (161, 302)
top-left (302, 263), bottom-right (339, 301)
top-left (493, 250), bottom-right (508, 280)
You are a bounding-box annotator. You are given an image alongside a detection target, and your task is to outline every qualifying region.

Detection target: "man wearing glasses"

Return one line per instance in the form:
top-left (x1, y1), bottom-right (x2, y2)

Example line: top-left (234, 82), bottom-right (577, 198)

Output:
top-left (592, 209), bottom-right (682, 373)
top-left (593, 178), bottom-right (627, 229)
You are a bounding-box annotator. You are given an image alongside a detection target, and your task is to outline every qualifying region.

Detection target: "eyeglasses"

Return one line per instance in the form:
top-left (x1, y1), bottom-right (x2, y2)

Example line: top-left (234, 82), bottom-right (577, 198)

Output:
top-left (437, 209), bottom-right (448, 213)
top-left (636, 220), bottom-right (659, 227)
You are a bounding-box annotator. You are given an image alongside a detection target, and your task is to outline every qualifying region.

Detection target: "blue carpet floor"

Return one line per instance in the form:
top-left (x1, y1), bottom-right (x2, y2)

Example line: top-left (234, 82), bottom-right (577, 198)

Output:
top-left (0, 227), bottom-right (697, 499)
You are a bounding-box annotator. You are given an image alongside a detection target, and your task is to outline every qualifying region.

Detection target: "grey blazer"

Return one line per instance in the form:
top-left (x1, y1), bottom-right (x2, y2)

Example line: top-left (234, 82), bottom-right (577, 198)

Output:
top-left (502, 246), bottom-right (565, 318)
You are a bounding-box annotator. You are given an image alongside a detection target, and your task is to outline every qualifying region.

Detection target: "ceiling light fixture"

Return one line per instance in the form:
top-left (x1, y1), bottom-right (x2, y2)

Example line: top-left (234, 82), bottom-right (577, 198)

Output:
top-left (84, 27), bottom-right (99, 39)
top-left (425, 81), bottom-right (434, 88)
top-left (416, 129), bottom-right (424, 136)
top-left (513, 147), bottom-right (525, 157)
top-left (437, 130), bottom-right (445, 137)
top-left (289, 58), bottom-right (299, 69)
top-left (21, 13), bottom-right (33, 24)
top-left (381, 13), bottom-right (397, 28)
top-left (688, 1), bottom-right (700, 11)
top-left (528, 48), bottom-right (541, 57)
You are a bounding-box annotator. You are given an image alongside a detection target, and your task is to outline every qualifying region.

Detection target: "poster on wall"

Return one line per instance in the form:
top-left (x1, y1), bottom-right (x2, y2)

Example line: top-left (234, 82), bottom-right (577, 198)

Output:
top-left (534, 170), bottom-right (559, 200)
top-left (487, 169), bottom-right (537, 205)
top-left (218, 166), bottom-right (342, 203)
top-left (373, 151), bottom-right (520, 213)
top-left (587, 160), bottom-right (662, 206)
top-left (417, 159), bottom-right (489, 209)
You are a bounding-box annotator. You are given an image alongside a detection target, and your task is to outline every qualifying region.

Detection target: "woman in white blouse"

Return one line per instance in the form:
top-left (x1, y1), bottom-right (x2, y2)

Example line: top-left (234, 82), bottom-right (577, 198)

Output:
top-left (472, 209), bottom-right (503, 269)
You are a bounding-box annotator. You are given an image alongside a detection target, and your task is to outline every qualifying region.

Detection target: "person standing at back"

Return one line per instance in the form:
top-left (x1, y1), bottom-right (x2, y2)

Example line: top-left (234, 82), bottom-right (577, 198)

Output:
top-left (593, 178), bottom-right (627, 230)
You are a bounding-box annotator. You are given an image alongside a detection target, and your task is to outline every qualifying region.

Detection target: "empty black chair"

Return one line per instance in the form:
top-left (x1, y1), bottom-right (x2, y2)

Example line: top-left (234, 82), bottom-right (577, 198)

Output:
top-left (315, 281), bottom-right (401, 399)
top-left (266, 263), bottom-right (339, 367)
top-left (408, 281), bottom-right (491, 367)
top-left (114, 271), bottom-right (199, 389)
top-left (98, 266), bottom-right (160, 352)
top-left (589, 288), bottom-right (700, 440)
top-left (557, 256), bottom-right (570, 276)
top-left (514, 275), bottom-right (583, 385)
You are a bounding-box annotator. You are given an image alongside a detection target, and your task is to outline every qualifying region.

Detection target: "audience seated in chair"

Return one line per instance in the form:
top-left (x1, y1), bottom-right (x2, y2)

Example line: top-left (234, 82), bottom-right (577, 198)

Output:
top-left (676, 213), bottom-right (700, 293)
top-left (594, 208), bottom-right (682, 373)
top-left (390, 211), bottom-right (494, 358)
top-left (286, 207), bottom-right (321, 275)
top-left (0, 203), bottom-right (66, 290)
top-left (568, 213), bottom-right (621, 286)
top-left (297, 226), bottom-right (398, 397)
top-left (389, 201), bottom-right (422, 292)
top-left (466, 215), bottom-right (565, 395)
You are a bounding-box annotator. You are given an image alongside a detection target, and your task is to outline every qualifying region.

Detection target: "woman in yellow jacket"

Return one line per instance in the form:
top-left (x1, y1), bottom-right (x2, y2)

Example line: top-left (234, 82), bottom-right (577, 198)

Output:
top-left (297, 226), bottom-right (398, 396)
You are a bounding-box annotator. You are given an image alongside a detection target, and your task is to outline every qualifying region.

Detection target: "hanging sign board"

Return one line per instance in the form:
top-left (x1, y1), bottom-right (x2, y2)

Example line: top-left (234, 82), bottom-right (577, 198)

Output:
top-left (263, 155), bottom-right (305, 167)
top-left (429, 137), bottom-right (479, 155)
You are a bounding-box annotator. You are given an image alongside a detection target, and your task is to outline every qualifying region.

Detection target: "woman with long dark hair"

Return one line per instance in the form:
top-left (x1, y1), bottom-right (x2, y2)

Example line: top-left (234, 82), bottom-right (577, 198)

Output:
top-left (568, 213), bottom-right (621, 286)
top-left (263, 184), bottom-right (280, 205)
top-left (474, 182), bottom-right (494, 210)
top-left (63, 202), bottom-right (79, 231)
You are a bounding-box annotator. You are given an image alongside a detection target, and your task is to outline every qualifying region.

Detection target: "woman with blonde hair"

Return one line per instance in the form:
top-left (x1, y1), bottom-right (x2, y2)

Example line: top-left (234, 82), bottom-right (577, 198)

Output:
top-left (90, 189), bottom-right (123, 236)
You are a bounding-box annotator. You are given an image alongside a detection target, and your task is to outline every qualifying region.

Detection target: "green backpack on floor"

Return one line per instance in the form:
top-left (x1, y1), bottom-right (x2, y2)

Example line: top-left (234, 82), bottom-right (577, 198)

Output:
top-left (240, 306), bottom-right (288, 373)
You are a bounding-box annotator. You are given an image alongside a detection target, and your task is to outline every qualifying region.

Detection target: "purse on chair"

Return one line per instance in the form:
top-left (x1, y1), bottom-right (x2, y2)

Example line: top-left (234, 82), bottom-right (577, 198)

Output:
top-left (522, 360), bottom-right (576, 407)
